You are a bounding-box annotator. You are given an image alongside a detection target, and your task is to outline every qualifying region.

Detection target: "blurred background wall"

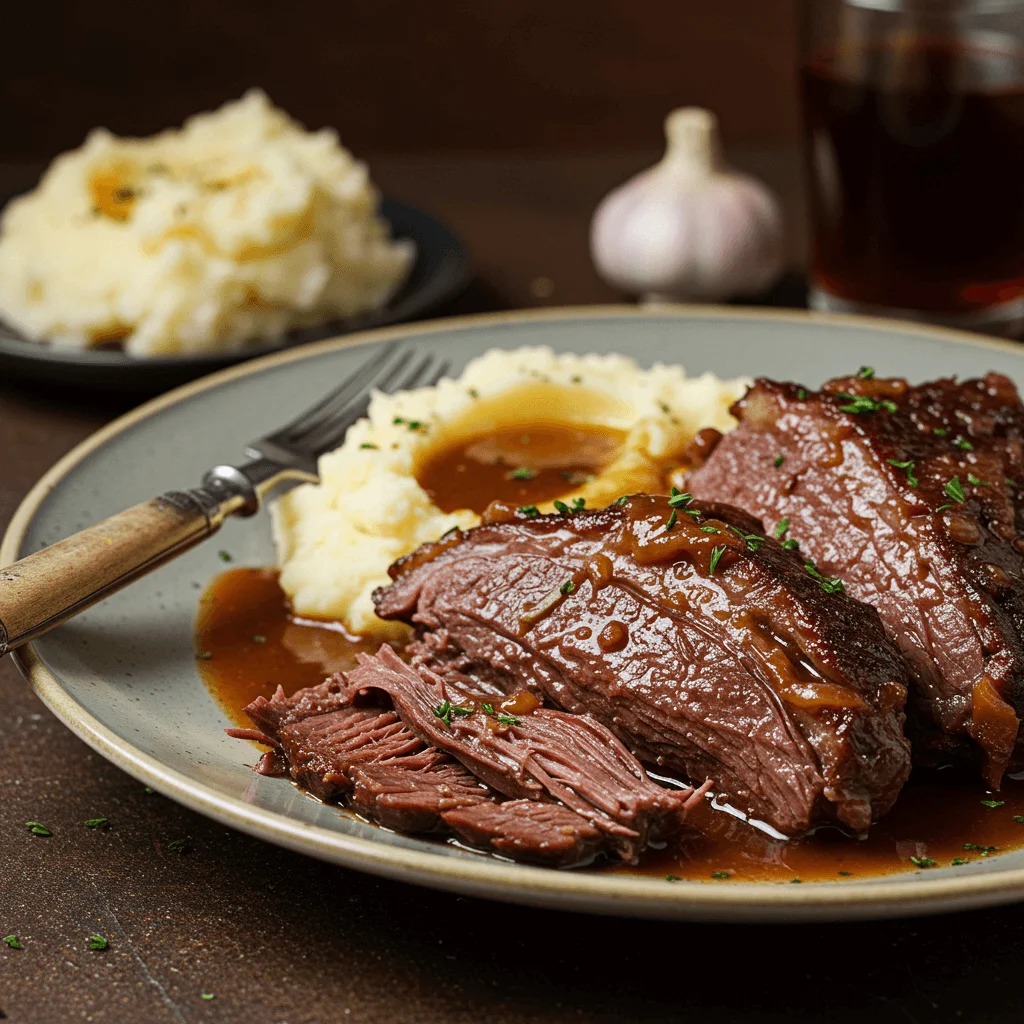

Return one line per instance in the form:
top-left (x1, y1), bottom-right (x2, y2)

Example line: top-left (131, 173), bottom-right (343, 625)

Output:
top-left (2, 0), bottom-right (798, 160)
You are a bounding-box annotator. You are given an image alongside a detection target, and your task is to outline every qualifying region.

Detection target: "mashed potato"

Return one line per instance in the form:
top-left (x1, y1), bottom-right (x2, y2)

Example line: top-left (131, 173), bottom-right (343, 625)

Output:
top-left (273, 346), bottom-right (746, 639)
top-left (0, 90), bottom-right (414, 355)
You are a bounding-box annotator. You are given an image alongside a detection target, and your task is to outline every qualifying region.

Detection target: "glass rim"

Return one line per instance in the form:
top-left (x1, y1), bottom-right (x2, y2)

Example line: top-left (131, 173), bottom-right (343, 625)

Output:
top-left (841, 0), bottom-right (1024, 10)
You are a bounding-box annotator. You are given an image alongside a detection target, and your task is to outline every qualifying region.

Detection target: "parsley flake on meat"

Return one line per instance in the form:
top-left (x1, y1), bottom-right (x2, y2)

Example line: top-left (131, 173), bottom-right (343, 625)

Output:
top-left (944, 476), bottom-right (966, 503)
top-left (708, 545), bottom-right (726, 575)
top-left (857, 366), bottom-right (875, 380)
top-left (665, 509), bottom-right (678, 531)
top-left (560, 579), bottom-right (576, 595)
top-left (774, 518), bottom-right (790, 539)
top-left (910, 856), bottom-right (936, 868)
top-left (88, 935), bottom-right (109, 951)
top-left (804, 562), bottom-right (845, 594)
top-left (518, 505), bottom-right (540, 517)
top-left (887, 458), bottom-right (918, 487)
top-left (981, 799), bottom-right (1005, 809)
top-left (507, 467), bottom-right (536, 480)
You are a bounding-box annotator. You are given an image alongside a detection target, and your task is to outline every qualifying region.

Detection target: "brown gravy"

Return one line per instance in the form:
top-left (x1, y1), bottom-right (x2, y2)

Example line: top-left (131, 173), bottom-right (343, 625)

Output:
top-left (199, 568), bottom-right (1024, 882)
top-left (415, 422), bottom-right (624, 514)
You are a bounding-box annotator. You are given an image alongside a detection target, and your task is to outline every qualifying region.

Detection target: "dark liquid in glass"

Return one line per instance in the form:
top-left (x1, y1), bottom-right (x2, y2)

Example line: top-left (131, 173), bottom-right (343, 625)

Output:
top-left (802, 40), bottom-right (1024, 313)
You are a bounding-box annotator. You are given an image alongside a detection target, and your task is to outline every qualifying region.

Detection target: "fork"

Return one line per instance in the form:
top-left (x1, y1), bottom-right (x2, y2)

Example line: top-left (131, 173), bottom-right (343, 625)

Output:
top-left (0, 343), bottom-right (450, 657)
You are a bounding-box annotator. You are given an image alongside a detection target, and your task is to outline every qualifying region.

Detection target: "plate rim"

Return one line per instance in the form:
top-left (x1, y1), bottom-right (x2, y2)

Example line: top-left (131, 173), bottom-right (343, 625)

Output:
top-left (8, 302), bottom-right (1024, 921)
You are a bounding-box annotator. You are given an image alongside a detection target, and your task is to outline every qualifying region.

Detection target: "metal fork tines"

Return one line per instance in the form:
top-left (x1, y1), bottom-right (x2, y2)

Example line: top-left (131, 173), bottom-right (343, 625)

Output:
top-left (204, 344), bottom-right (450, 513)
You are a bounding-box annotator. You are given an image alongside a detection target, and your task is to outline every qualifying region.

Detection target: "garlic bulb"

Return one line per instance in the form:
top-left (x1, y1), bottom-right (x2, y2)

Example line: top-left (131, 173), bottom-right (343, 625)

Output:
top-left (590, 108), bottom-right (783, 302)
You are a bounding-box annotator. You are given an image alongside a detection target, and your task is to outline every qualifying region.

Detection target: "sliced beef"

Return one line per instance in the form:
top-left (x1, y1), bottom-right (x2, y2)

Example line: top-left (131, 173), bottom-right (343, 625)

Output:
top-left (349, 761), bottom-right (491, 833)
top-left (688, 373), bottom-right (1024, 786)
top-left (233, 678), bottom-right (489, 830)
top-left (373, 496), bottom-right (912, 836)
top-left (443, 800), bottom-right (605, 866)
top-left (345, 646), bottom-right (705, 861)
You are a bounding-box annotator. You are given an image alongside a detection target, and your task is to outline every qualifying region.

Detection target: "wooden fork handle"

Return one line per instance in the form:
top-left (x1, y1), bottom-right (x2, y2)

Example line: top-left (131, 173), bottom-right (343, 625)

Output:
top-left (0, 491), bottom-right (224, 658)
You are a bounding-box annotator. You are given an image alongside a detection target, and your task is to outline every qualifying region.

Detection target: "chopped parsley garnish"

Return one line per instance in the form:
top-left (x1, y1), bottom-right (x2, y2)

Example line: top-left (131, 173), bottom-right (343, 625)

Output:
top-left (615, 496), bottom-right (630, 506)
top-left (804, 562), bottom-right (845, 594)
top-left (217, 550), bottom-right (232, 562)
top-left (797, 389), bottom-right (808, 401)
top-left (508, 467), bottom-right (536, 480)
top-left (251, 635), bottom-right (267, 644)
top-left (496, 713), bottom-right (520, 726)
top-left (1014, 816), bottom-right (1024, 824)
top-left (700, 526), bottom-right (719, 534)
top-left (560, 579), bottom-right (576, 596)
top-left (951, 857), bottom-right (970, 866)
top-left (933, 427), bottom-right (948, 436)
top-left (88, 935), bottom-right (109, 951)
top-left (708, 545), bottom-right (726, 575)
top-left (728, 526), bottom-right (762, 552)
top-left (440, 525), bottom-right (460, 539)
top-left (553, 500), bottom-right (570, 514)
top-left (774, 518), bottom-right (790, 539)
top-left (3, 935), bottom-right (23, 949)
top-left (910, 856), bottom-right (936, 868)
top-left (968, 473), bottom-right (990, 487)
top-left (836, 393), bottom-right (897, 415)
top-left (665, 509), bottom-right (678, 531)
top-left (468, 388), bottom-right (479, 399)
top-left (857, 366), bottom-right (875, 380)
top-left (481, 703), bottom-right (495, 715)
top-left (774, 455), bottom-right (784, 467)
top-left (433, 700), bottom-right (474, 727)
top-left (665, 873), bottom-right (681, 882)
top-left (944, 477), bottom-right (966, 503)
top-left (571, 497), bottom-right (586, 511)
top-left (144, 787), bottom-right (154, 795)
top-left (838, 870), bottom-right (853, 877)
top-left (196, 651), bottom-right (213, 661)
top-left (359, 443), bottom-right (378, 450)
top-left (518, 505), bottom-right (540, 517)
top-left (201, 993), bottom-right (215, 1001)
top-left (981, 799), bottom-right (1005, 809)
top-left (954, 437), bottom-right (974, 450)
top-left (84, 818), bottom-right (108, 829)
top-left (887, 458), bottom-right (918, 487)
top-left (167, 839), bottom-right (189, 854)
top-left (936, 504), bottom-right (955, 513)
top-left (393, 417), bottom-right (424, 431)
top-left (963, 842), bottom-right (998, 857)
top-left (710, 871), bottom-right (730, 879)
top-left (25, 821), bottom-right (51, 837)
top-left (682, 508), bottom-right (702, 518)
top-left (781, 539), bottom-right (799, 551)
top-left (789, 878), bottom-right (802, 884)
top-left (667, 491), bottom-right (693, 509)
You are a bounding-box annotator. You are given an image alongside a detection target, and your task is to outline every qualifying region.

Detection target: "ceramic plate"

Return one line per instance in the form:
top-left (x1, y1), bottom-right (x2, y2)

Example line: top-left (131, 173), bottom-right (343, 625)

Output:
top-left (0, 197), bottom-right (469, 395)
top-left (8, 306), bottom-right (1024, 923)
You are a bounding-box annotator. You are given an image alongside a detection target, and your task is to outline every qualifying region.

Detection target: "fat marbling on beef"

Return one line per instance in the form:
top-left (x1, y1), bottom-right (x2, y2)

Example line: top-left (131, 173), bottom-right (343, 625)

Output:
top-left (373, 495), bottom-right (913, 836)
top-left (688, 373), bottom-right (1024, 786)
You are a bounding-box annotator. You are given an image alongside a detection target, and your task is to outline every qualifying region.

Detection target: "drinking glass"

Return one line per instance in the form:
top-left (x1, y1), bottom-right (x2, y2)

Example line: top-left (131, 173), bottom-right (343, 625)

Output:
top-left (800, 0), bottom-right (1024, 336)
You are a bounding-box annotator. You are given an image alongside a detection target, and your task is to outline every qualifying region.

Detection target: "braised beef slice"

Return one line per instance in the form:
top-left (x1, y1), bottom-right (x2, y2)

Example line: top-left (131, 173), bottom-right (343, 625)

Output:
top-left (687, 373), bottom-right (1024, 786)
top-left (236, 678), bottom-right (489, 830)
top-left (373, 496), bottom-right (912, 836)
top-left (345, 646), bottom-right (705, 861)
top-left (233, 672), bottom-right (656, 865)
top-left (443, 800), bottom-right (605, 866)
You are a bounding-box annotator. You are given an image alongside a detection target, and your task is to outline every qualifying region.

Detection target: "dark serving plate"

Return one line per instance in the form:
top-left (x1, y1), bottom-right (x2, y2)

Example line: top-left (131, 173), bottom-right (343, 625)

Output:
top-left (0, 197), bottom-right (469, 394)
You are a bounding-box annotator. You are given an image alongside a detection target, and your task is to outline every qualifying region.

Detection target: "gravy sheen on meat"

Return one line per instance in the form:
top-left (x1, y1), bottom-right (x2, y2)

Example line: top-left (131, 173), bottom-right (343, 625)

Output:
top-left (688, 373), bottom-right (1024, 788)
top-left (203, 569), bottom-right (1024, 878)
top-left (374, 496), bottom-right (912, 836)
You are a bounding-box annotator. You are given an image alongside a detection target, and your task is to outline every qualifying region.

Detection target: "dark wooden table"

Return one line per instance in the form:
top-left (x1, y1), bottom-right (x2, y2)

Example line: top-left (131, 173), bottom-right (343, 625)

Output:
top-left (2, 152), bottom-right (1022, 1024)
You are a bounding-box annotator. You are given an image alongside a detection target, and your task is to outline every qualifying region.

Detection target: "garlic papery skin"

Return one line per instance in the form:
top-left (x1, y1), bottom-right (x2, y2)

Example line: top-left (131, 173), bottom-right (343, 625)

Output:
top-left (590, 108), bottom-right (784, 302)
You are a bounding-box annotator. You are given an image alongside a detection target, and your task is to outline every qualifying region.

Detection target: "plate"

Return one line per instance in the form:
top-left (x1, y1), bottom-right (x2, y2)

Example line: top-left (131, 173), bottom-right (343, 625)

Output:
top-left (7, 305), bottom-right (1024, 922)
top-left (0, 197), bottom-right (470, 395)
